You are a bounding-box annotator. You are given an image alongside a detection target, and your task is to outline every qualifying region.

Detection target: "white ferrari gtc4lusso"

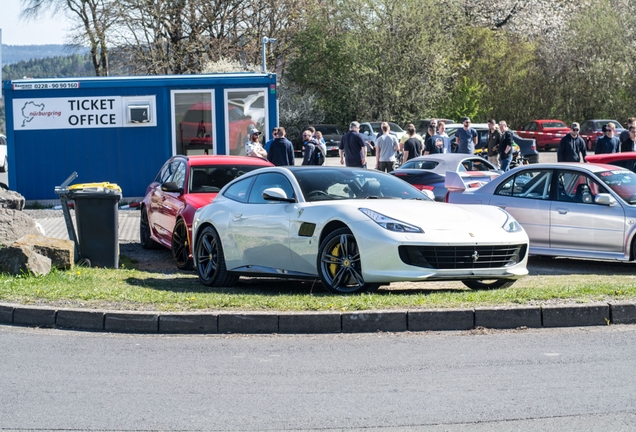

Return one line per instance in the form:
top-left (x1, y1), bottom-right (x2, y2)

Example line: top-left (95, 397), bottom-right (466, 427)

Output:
top-left (192, 166), bottom-right (529, 294)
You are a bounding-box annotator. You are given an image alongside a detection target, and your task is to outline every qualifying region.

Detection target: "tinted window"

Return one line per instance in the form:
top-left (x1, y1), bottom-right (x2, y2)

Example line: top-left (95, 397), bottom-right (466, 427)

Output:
top-left (461, 159), bottom-right (496, 172)
top-left (495, 170), bottom-right (552, 200)
top-left (557, 171), bottom-right (607, 203)
top-left (292, 168), bottom-right (430, 202)
top-left (224, 176), bottom-right (255, 203)
top-left (189, 165), bottom-right (267, 193)
top-left (248, 173), bottom-right (295, 204)
top-left (315, 125), bottom-right (341, 135)
top-left (171, 162), bottom-right (187, 188)
top-left (400, 160), bottom-right (440, 170)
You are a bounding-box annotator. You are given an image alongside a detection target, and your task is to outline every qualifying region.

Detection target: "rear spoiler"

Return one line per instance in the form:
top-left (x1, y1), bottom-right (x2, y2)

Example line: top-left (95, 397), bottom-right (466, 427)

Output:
top-left (444, 171), bottom-right (489, 192)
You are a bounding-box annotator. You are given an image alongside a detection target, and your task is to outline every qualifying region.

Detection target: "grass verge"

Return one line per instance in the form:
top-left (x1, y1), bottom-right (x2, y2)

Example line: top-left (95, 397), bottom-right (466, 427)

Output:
top-left (1, 259), bottom-right (636, 312)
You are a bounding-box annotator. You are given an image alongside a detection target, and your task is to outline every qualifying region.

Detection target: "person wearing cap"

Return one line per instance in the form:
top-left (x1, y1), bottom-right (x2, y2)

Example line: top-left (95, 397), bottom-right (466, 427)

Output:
top-left (557, 122), bottom-right (587, 163)
top-left (245, 128), bottom-right (268, 159)
top-left (339, 121), bottom-right (367, 168)
top-left (455, 117), bottom-right (478, 154)
top-left (595, 122), bottom-right (620, 155)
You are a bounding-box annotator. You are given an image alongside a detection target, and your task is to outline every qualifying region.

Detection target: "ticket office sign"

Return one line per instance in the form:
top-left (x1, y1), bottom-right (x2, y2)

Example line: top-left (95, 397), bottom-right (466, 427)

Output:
top-left (13, 96), bottom-right (123, 130)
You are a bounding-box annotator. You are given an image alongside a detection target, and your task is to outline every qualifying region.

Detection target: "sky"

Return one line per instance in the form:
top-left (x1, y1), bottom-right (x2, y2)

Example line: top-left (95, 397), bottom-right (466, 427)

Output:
top-left (1, 0), bottom-right (72, 45)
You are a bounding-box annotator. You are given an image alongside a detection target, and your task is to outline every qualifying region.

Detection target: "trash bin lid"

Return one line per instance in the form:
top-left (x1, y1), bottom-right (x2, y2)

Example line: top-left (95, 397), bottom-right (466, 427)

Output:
top-left (69, 182), bottom-right (122, 193)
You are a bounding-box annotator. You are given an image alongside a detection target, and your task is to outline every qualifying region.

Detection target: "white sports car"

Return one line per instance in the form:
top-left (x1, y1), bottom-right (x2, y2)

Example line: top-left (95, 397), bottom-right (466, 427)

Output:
top-left (192, 167), bottom-right (529, 294)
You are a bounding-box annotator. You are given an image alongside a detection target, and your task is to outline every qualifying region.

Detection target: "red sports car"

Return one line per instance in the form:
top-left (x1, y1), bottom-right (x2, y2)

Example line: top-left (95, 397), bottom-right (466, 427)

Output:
top-left (586, 152), bottom-right (636, 172)
top-left (517, 120), bottom-right (571, 151)
top-left (140, 155), bottom-right (273, 269)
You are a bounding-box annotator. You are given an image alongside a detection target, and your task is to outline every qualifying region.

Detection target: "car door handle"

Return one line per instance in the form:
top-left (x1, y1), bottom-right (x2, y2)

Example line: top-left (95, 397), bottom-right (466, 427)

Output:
top-left (556, 208), bottom-right (568, 214)
top-left (233, 213), bottom-right (243, 220)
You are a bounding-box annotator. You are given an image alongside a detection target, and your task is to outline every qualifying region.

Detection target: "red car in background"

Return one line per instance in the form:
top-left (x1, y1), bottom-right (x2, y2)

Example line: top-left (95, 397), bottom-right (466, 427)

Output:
top-left (140, 155), bottom-right (273, 269)
top-left (586, 152), bottom-right (636, 173)
top-left (179, 103), bottom-right (256, 154)
top-left (517, 120), bottom-right (571, 151)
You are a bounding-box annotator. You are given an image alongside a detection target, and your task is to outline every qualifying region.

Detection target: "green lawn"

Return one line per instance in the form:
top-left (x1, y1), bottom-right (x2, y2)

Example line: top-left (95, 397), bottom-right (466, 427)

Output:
top-left (1, 255), bottom-right (636, 312)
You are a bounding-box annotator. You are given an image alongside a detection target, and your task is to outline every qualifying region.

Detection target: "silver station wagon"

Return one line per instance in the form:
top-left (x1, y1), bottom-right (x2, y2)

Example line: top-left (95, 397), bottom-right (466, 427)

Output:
top-left (446, 162), bottom-right (636, 261)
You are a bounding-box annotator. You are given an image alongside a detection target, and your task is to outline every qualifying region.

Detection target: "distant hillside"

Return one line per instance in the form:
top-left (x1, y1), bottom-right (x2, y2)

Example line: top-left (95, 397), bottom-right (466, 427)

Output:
top-left (3, 54), bottom-right (95, 80)
top-left (2, 44), bottom-right (87, 65)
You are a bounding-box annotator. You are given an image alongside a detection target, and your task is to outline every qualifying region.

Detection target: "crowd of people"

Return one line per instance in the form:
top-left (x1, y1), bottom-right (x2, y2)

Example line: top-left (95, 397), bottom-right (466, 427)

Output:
top-left (556, 118), bottom-right (636, 163)
top-left (244, 116), bottom-right (636, 171)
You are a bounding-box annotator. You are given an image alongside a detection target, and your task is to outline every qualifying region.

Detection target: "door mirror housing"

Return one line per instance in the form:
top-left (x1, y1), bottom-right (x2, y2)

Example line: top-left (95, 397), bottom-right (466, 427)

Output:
top-left (263, 187), bottom-right (295, 203)
top-left (161, 181), bottom-right (183, 194)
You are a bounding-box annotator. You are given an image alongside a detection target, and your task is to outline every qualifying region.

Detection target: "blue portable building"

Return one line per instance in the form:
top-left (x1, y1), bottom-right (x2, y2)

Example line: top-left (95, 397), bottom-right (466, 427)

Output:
top-left (2, 73), bottom-right (277, 201)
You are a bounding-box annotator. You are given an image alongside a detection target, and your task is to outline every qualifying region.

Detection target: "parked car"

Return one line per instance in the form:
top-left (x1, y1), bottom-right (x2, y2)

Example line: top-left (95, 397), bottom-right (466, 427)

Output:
top-left (179, 103), bottom-right (255, 154)
top-left (586, 152), bottom-right (636, 171)
top-left (360, 122), bottom-right (406, 144)
top-left (390, 154), bottom-right (501, 201)
top-left (191, 166), bottom-right (529, 294)
top-left (516, 120), bottom-right (570, 151)
top-left (445, 123), bottom-right (540, 164)
top-left (415, 119), bottom-right (456, 136)
top-left (140, 155), bottom-right (273, 269)
top-left (446, 162), bottom-right (636, 261)
top-left (579, 119), bottom-right (626, 151)
top-left (0, 134), bottom-right (7, 173)
top-left (294, 124), bottom-right (344, 157)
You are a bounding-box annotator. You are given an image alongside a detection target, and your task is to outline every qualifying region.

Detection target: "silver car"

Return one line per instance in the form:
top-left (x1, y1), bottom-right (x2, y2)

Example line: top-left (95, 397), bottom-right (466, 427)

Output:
top-left (446, 163), bottom-right (636, 261)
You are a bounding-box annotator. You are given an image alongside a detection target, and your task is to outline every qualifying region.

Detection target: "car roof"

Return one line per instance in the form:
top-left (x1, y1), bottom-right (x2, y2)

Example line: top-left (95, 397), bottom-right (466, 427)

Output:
top-left (586, 152), bottom-right (636, 163)
top-left (507, 162), bottom-right (623, 173)
top-left (177, 155), bottom-right (273, 167)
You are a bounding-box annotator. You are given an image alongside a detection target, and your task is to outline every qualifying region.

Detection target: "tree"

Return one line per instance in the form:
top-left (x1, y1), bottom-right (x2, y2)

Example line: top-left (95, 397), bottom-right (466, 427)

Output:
top-left (20, 0), bottom-right (116, 76)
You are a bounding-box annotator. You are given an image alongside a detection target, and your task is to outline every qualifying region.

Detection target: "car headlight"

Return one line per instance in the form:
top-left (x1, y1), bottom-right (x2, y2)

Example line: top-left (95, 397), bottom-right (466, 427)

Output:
top-left (499, 208), bottom-right (523, 233)
top-left (359, 208), bottom-right (423, 233)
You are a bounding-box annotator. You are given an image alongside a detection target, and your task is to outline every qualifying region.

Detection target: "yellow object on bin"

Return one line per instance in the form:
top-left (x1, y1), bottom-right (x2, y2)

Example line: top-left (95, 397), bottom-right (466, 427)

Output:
top-left (68, 182), bottom-right (122, 193)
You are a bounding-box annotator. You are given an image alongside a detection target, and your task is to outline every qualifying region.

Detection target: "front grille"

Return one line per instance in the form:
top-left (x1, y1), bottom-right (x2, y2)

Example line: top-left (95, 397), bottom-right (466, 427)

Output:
top-left (399, 244), bottom-right (527, 269)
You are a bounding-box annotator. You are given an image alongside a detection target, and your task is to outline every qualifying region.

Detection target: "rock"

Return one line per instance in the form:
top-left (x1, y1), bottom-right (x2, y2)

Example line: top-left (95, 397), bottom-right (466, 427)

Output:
top-left (0, 208), bottom-right (42, 247)
top-left (0, 244), bottom-right (52, 276)
top-left (0, 189), bottom-right (25, 210)
top-left (13, 235), bottom-right (74, 270)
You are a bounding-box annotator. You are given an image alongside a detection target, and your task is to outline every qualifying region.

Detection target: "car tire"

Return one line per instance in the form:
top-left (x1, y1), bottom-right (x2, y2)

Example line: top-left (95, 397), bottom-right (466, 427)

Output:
top-left (171, 218), bottom-right (193, 270)
top-left (195, 225), bottom-right (238, 287)
top-left (140, 207), bottom-right (161, 250)
top-left (0, 156), bottom-right (7, 173)
top-left (317, 227), bottom-right (380, 294)
top-left (461, 279), bottom-right (516, 290)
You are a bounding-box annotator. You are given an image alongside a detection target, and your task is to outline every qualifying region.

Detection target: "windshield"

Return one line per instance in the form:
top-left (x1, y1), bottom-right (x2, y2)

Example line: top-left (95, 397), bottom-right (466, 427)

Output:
top-left (315, 125), bottom-right (341, 135)
top-left (542, 121), bottom-right (568, 128)
top-left (596, 120), bottom-right (624, 129)
top-left (292, 168), bottom-right (432, 202)
top-left (597, 169), bottom-right (636, 204)
top-left (189, 165), bottom-right (265, 193)
top-left (388, 122), bottom-right (404, 132)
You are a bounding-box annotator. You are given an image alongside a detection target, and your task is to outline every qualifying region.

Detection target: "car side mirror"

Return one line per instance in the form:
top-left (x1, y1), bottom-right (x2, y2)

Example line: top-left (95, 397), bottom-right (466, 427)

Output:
top-left (161, 181), bottom-right (183, 194)
top-left (263, 187), bottom-right (295, 203)
top-left (594, 193), bottom-right (617, 206)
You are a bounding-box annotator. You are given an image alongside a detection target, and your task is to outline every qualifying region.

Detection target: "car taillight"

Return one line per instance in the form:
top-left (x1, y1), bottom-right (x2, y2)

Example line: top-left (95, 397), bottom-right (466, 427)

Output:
top-left (412, 184), bottom-right (434, 191)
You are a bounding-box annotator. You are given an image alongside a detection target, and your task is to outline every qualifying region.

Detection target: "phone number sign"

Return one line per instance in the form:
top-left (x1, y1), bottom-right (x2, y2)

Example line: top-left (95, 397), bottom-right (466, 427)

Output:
top-left (12, 82), bottom-right (80, 90)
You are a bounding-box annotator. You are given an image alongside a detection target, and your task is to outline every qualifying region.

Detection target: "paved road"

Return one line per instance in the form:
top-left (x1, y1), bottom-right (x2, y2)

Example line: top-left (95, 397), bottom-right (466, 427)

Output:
top-left (2, 324), bottom-right (635, 431)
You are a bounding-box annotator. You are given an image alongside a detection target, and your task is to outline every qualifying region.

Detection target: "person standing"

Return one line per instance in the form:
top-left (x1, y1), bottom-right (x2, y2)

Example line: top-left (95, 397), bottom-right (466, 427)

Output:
top-left (620, 118), bottom-right (636, 148)
top-left (595, 122), bottom-right (620, 154)
top-left (399, 123), bottom-right (424, 151)
top-left (557, 122), bottom-right (587, 162)
top-left (403, 125), bottom-right (423, 162)
top-left (425, 121), bottom-right (452, 154)
top-left (264, 127), bottom-right (278, 152)
top-left (339, 121), bottom-right (367, 167)
top-left (498, 121), bottom-right (514, 172)
top-left (313, 131), bottom-right (328, 155)
top-left (267, 127), bottom-right (295, 166)
top-left (621, 126), bottom-right (636, 152)
top-left (424, 118), bottom-right (438, 141)
top-left (375, 122), bottom-right (399, 172)
top-left (301, 130), bottom-right (325, 165)
top-left (486, 119), bottom-right (501, 168)
top-left (245, 128), bottom-right (268, 159)
top-left (455, 117), bottom-right (478, 154)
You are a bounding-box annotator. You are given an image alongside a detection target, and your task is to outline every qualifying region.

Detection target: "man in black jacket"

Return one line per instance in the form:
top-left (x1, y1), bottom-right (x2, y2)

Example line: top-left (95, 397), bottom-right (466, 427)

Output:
top-left (266, 127), bottom-right (295, 166)
top-left (557, 122), bottom-right (587, 163)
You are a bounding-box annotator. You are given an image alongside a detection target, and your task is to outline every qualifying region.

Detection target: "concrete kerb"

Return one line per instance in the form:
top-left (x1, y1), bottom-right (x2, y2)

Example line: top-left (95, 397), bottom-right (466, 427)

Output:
top-left (2, 302), bottom-right (636, 333)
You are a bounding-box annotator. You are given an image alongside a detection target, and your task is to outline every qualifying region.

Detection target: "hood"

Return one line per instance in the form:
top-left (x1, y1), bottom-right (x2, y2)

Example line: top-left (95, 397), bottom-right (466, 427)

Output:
top-left (315, 199), bottom-right (506, 232)
top-left (185, 192), bottom-right (219, 208)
